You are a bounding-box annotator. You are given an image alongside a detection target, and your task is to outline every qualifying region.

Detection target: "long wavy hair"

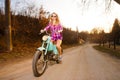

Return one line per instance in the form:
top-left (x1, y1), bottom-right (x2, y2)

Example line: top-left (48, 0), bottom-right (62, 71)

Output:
top-left (49, 12), bottom-right (60, 25)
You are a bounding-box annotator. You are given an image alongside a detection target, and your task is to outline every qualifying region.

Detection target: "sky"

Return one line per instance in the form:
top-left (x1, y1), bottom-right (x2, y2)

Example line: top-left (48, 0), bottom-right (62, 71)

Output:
top-left (0, 0), bottom-right (120, 32)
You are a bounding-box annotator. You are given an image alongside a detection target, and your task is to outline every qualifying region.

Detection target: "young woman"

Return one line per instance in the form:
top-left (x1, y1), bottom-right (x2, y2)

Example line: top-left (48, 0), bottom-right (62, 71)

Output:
top-left (41, 12), bottom-right (63, 61)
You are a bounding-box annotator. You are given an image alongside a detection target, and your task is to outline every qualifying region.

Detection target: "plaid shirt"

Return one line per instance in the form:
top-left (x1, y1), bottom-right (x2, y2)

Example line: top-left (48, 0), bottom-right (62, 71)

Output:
top-left (44, 23), bottom-right (63, 41)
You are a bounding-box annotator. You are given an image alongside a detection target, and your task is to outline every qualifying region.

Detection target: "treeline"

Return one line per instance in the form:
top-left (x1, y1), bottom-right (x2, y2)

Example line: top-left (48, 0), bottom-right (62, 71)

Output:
top-left (89, 18), bottom-right (120, 49)
top-left (1, 4), bottom-right (119, 51)
top-left (0, 9), bottom-right (80, 51)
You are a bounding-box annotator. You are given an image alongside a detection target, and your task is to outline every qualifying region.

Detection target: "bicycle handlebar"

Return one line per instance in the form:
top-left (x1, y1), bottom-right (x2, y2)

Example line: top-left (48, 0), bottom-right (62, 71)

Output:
top-left (39, 30), bottom-right (50, 35)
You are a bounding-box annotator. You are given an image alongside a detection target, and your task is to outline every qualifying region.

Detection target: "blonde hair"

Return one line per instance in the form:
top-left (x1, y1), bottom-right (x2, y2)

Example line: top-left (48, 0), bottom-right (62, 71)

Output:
top-left (49, 12), bottom-right (60, 25)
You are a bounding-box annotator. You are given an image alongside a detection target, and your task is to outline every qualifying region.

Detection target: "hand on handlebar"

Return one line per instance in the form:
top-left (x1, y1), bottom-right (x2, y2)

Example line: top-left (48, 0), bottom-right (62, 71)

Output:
top-left (40, 29), bottom-right (45, 33)
top-left (58, 30), bottom-right (63, 33)
top-left (39, 29), bottom-right (50, 35)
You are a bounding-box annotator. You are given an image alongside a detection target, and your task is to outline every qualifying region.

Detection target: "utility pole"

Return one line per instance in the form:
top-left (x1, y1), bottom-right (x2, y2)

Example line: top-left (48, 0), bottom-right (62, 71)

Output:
top-left (5, 0), bottom-right (12, 51)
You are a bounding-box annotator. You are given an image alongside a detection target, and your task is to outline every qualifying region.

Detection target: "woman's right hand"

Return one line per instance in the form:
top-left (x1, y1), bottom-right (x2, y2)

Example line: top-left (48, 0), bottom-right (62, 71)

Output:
top-left (40, 29), bottom-right (45, 33)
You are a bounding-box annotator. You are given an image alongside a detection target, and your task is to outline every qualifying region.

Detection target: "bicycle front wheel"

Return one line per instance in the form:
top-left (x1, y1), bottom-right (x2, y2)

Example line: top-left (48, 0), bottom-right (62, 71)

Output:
top-left (32, 50), bottom-right (47, 77)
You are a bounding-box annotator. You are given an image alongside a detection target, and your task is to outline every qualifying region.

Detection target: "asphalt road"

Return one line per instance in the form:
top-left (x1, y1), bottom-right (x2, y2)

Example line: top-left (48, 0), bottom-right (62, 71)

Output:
top-left (0, 44), bottom-right (120, 80)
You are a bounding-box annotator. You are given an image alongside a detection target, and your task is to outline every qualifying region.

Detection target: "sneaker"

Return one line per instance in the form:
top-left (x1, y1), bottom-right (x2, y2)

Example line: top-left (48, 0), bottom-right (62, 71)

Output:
top-left (58, 56), bottom-right (62, 63)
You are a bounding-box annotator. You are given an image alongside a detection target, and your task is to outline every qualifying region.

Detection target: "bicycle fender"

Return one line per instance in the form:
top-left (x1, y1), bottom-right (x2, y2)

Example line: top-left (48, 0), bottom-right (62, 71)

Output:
top-left (37, 47), bottom-right (45, 51)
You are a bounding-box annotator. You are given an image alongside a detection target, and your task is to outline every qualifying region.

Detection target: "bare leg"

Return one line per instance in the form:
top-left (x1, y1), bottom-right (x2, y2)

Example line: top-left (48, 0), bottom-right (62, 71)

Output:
top-left (56, 39), bottom-right (62, 56)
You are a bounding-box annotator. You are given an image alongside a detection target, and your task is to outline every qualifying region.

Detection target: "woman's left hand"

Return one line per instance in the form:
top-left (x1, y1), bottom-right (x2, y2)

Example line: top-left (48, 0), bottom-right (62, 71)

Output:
top-left (58, 30), bottom-right (63, 33)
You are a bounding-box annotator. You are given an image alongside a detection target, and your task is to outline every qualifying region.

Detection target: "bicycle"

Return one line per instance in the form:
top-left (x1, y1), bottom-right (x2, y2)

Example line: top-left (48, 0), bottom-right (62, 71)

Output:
top-left (32, 31), bottom-right (62, 77)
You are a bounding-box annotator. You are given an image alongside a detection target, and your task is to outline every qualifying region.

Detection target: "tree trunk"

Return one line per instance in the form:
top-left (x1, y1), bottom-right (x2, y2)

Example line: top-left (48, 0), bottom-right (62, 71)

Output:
top-left (5, 0), bottom-right (12, 51)
top-left (108, 41), bottom-right (111, 48)
top-left (113, 39), bottom-right (116, 50)
top-left (99, 41), bottom-right (101, 46)
top-left (103, 42), bottom-right (104, 47)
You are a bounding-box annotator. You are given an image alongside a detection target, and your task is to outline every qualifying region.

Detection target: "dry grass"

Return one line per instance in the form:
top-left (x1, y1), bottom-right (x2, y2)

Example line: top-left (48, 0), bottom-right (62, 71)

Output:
top-left (93, 44), bottom-right (120, 59)
top-left (0, 42), bottom-right (80, 66)
top-left (0, 42), bottom-right (38, 65)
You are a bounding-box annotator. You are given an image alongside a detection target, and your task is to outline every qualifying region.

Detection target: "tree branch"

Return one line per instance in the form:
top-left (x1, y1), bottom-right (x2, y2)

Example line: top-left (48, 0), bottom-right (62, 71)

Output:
top-left (114, 0), bottom-right (120, 4)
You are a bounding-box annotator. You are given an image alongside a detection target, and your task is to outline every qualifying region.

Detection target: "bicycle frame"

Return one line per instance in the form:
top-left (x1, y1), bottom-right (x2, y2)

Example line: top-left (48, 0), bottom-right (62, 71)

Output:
top-left (32, 32), bottom-right (61, 77)
top-left (37, 35), bottom-right (58, 55)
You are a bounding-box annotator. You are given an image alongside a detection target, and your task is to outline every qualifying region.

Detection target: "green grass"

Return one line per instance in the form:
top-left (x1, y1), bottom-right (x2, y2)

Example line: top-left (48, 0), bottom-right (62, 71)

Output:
top-left (93, 45), bottom-right (120, 59)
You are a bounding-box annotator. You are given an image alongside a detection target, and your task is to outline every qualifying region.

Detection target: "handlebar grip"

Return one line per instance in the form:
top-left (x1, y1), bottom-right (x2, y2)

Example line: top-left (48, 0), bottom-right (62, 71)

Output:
top-left (39, 33), bottom-right (42, 35)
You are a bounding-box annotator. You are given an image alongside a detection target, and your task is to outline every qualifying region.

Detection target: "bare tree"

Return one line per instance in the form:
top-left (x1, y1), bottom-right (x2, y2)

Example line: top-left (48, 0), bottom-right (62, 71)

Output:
top-left (5, 0), bottom-right (12, 51)
top-left (80, 0), bottom-right (120, 5)
top-left (75, 0), bottom-right (120, 13)
top-left (114, 0), bottom-right (120, 4)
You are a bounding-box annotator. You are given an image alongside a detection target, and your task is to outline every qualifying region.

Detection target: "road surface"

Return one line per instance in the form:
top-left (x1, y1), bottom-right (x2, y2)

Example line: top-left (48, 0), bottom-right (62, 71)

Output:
top-left (0, 44), bottom-right (120, 80)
